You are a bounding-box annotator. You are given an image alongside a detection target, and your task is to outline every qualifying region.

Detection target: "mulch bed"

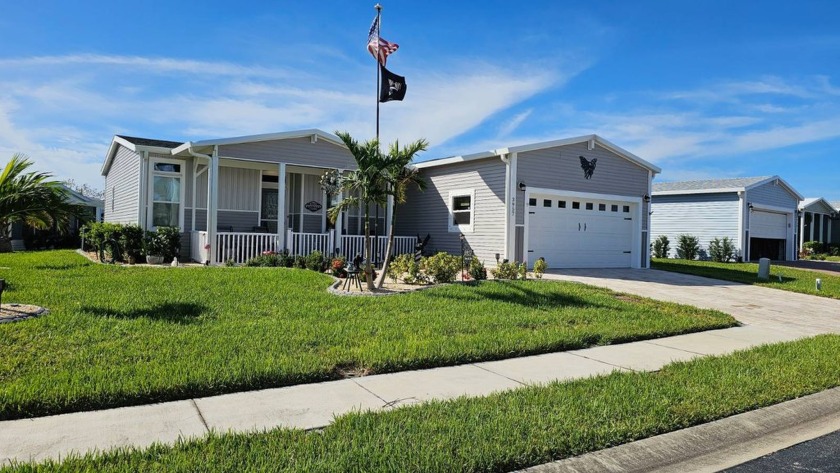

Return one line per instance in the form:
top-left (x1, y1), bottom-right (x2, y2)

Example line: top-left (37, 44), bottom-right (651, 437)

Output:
top-left (0, 304), bottom-right (48, 323)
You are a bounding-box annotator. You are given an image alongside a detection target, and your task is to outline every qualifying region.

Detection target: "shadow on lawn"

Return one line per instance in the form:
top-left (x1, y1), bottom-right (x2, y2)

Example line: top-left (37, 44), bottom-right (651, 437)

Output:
top-left (82, 302), bottom-right (209, 323)
top-left (421, 281), bottom-right (605, 309)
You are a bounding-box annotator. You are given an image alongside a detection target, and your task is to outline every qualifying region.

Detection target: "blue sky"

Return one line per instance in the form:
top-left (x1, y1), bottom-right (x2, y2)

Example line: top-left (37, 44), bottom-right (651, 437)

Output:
top-left (1, 1), bottom-right (838, 201)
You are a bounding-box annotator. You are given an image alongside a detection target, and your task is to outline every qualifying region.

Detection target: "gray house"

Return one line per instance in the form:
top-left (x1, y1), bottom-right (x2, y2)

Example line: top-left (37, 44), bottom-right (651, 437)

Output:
top-left (798, 198), bottom-right (839, 248)
top-left (102, 130), bottom-right (414, 264)
top-left (651, 176), bottom-right (803, 261)
top-left (397, 135), bottom-right (661, 269)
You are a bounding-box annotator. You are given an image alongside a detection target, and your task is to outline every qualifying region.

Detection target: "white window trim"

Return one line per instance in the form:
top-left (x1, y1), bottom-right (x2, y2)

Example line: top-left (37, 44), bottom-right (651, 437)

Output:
top-left (147, 157), bottom-right (186, 231)
top-left (448, 188), bottom-right (475, 233)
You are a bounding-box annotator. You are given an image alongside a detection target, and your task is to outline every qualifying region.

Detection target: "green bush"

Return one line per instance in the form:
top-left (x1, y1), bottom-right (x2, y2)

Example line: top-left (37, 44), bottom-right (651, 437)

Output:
top-left (387, 253), bottom-right (413, 283)
top-left (118, 225), bottom-right (144, 262)
top-left (802, 241), bottom-right (825, 258)
top-left (652, 235), bottom-right (670, 258)
top-left (532, 257), bottom-right (547, 279)
top-left (144, 227), bottom-right (181, 262)
top-left (708, 237), bottom-right (737, 263)
top-left (676, 234), bottom-right (700, 260)
top-left (293, 255), bottom-right (307, 269)
top-left (468, 257), bottom-right (487, 281)
top-left (422, 252), bottom-right (460, 283)
top-left (305, 251), bottom-right (325, 272)
top-left (84, 223), bottom-right (145, 262)
top-left (245, 253), bottom-right (284, 267)
top-left (491, 260), bottom-right (521, 280)
top-left (830, 244), bottom-right (840, 257)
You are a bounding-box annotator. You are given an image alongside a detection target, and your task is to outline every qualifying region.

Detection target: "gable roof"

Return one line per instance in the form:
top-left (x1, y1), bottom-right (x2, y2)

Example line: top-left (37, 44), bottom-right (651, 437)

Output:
top-left (832, 201), bottom-right (840, 212)
top-left (414, 134), bottom-right (661, 174)
top-left (800, 197), bottom-right (837, 214)
top-left (60, 185), bottom-right (104, 208)
top-left (653, 175), bottom-right (803, 201)
top-left (101, 135), bottom-right (184, 176)
top-left (171, 129), bottom-right (346, 156)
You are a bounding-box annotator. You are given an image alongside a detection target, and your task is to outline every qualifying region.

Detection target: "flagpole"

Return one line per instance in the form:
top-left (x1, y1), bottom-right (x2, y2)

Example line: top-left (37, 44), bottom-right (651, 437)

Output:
top-left (374, 3), bottom-right (382, 142)
top-left (373, 3), bottom-right (382, 265)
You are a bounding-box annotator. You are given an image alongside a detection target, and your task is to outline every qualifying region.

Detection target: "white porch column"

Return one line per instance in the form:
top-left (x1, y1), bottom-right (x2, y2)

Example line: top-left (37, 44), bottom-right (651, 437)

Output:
top-left (799, 209), bottom-right (805, 256)
top-left (502, 152), bottom-right (517, 261)
top-left (139, 151), bottom-right (149, 229)
top-left (207, 146), bottom-right (219, 263)
top-left (810, 212), bottom-right (815, 242)
top-left (277, 162), bottom-right (286, 250)
top-left (191, 160), bottom-right (198, 232)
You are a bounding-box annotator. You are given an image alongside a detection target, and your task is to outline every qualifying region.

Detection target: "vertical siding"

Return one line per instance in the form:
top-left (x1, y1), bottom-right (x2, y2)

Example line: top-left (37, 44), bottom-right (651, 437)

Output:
top-left (219, 137), bottom-right (357, 169)
top-left (516, 142), bottom-right (649, 225)
top-left (216, 211), bottom-right (260, 232)
top-left (650, 193), bottom-right (740, 258)
top-left (218, 167), bottom-right (260, 211)
top-left (396, 157), bottom-right (507, 266)
top-left (104, 145), bottom-right (141, 224)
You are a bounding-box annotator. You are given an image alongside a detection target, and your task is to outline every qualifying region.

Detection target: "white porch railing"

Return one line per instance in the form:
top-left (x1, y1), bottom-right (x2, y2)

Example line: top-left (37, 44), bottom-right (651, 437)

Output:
top-left (287, 230), bottom-right (335, 257)
top-left (339, 235), bottom-right (417, 262)
top-left (192, 231), bottom-right (279, 265)
top-left (192, 231), bottom-right (417, 265)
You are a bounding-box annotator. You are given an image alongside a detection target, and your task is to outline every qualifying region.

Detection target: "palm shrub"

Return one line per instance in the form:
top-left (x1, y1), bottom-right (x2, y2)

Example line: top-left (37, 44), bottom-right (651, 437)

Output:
top-left (652, 235), bottom-right (670, 258)
top-left (532, 257), bottom-right (547, 279)
top-left (0, 155), bottom-right (83, 252)
top-left (708, 237), bottom-right (737, 262)
top-left (676, 234), bottom-right (700, 260)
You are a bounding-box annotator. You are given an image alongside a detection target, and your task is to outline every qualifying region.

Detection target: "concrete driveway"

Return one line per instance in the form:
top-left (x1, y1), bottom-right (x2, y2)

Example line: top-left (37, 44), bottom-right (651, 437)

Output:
top-left (542, 268), bottom-right (840, 336)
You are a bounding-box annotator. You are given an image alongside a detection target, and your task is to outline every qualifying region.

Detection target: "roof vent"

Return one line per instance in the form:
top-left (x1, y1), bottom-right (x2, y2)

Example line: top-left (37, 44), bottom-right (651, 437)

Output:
top-left (311, 134), bottom-right (318, 144)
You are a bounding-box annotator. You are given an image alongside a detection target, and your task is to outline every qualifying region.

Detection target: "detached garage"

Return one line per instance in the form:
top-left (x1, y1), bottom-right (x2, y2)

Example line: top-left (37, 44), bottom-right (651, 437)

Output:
top-left (651, 176), bottom-right (803, 261)
top-left (397, 135), bottom-right (660, 269)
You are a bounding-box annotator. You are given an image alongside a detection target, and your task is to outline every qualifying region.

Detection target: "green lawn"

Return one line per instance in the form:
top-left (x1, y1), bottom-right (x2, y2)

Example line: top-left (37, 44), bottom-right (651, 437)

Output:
top-left (7, 335), bottom-right (840, 473)
top-left (0, 251), bottom-right (735, 420)
top-left (652, 258), bottom-right (840, 299)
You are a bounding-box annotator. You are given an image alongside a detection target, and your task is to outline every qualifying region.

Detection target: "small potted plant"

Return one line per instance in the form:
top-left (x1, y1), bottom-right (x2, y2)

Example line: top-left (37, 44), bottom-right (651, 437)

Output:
top-left (144, 232), bottom-right (166, 265)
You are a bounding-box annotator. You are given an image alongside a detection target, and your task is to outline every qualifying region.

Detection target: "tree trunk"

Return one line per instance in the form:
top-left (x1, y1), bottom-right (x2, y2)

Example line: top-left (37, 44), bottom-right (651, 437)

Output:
top-left (375, 205), bottom-right (397, 289)
top-left (363, 206), bottom-right (375, 291)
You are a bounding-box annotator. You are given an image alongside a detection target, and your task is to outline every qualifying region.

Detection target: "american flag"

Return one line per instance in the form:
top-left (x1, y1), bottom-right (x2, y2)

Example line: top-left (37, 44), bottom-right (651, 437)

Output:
top-left (367, 15), bottom-right (398, 66)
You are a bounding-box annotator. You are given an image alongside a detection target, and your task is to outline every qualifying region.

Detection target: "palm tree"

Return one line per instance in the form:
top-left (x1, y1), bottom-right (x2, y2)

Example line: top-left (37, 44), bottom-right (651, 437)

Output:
top-left (0, 155), bottom-right (82, 252)
top-left (327, 132), bottom-right (390, 290)
top-left (375, 138), bottom-right (429, 288)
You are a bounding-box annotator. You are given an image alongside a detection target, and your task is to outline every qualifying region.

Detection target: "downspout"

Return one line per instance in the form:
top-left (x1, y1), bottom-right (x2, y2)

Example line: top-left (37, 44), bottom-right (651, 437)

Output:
top-left (139, 150), bottom-right (149, 228)
top-left (500, 151), bottom-right (511, 263)
top-left (646, 169), bottom-right (653, 267)
top-left (737, 191), bottom-right (745, 261)
top-left (185, 147), bottom-right (215, 264)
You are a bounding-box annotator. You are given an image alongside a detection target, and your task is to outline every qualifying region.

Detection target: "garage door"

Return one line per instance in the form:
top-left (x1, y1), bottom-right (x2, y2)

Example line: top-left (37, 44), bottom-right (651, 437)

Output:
top-left (527, 194), bottom-right (635, 268)
top-left (750, 210), bottom-right (787, 239)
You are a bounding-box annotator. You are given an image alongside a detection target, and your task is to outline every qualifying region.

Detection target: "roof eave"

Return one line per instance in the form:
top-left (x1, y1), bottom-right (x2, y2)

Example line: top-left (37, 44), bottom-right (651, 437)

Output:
top-left (653, 187), bottom-right (744, 196)
top-left (744, 175), bottom-right (804, 202)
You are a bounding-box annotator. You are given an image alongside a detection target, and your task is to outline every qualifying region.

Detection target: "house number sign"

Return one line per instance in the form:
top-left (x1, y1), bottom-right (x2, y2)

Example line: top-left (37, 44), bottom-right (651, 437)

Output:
top-left (304, 201), bottom-right (323, 212)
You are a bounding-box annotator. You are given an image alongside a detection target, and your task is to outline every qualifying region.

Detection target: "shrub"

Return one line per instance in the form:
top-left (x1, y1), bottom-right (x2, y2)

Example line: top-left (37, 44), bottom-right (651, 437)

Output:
top-left (245, 253), bottom-right (283, 267)
top-left (676, 234), bottom-right (700, 260)
top-left (118, 225), bottom-right (144, 262)
top-left (422, 252), bottom-right (460, 283)
top-left (144, 227), bottom-right (181, 262)
top-left (802, 241), bottom-right (825, 257)
top-left (532, 257), bottom-right (547, 279)
top-left (305, 250), bottom-right (325, 272)
top-left (708, 237), bottom-right (737, 263)
top-left (830, 244), bottom-right (840, 257)
top-left (468, 257), bottom-right (487, 281)
top-left (330, 256), bottom-right (347, 278)
top-left (293, 255), bottom-right (307, 269)
top-left (491, 260), bottom-right (520, 280)
top-left (651, 235), bottom-right (670, 258)
top-left (388, 253), bottom-right (413, 283)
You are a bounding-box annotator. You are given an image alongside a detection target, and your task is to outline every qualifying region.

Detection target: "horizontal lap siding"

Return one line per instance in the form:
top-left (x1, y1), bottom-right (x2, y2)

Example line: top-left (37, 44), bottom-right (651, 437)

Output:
top-left (515, 142), bottom-right (650, 226)
top-left (746, 182), bottom-right (799, 231)
top-left (650, 193), bottom-right (740, 258)
top-left (219, 137), bottom-right (356, 170)
top-left (104, 146), bottom-right (141, 224)
top-left (397, 158), bottom-right (506, 266)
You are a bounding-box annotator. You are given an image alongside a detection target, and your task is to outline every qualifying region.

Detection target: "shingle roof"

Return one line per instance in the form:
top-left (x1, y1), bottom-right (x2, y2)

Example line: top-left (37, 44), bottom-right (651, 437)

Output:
top-left (116, 135), bottom-right (183, 149)
top-left (831, 201), bottom-right (840, 211)
top-left (653, 176), bottom-right (773, 193)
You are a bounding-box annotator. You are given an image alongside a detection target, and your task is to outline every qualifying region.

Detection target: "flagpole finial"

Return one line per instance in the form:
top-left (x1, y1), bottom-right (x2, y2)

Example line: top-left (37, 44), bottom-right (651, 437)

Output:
top-left (375, 3), bottom-right (382, 11)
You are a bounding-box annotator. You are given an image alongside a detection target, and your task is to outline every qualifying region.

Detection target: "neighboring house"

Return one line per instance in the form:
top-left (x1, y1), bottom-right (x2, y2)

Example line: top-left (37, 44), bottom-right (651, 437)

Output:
top-left (397, 134), bottom-right (661, 269)
top-left (651, 176), bottom-right (803, 261)
top-left (102, 130), bottom-right (414, 264)
top-left (10, 185), bottom-right (104, 251)
top-left (798, 198), bottom-right (839, 249)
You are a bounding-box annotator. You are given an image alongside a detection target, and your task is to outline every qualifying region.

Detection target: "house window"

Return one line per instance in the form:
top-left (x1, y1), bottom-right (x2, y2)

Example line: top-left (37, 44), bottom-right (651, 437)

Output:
top-left (529, 198), bottom-right (537, 206)
top-left (599, 203), bottom-right (606, 211)
top-left (543, 199), bottom-right (552, 207)
top-left (623, 205), bottom-right (630, 213)
top-left (572, 201), bottom-right (580, 209)
top-left (149, 159), bottom-right (184, 229)
top-left (558, 200), bottom-right (567, 208)
top-left (585, 202), bottom-right (594, 210)
top-left (449, 189), bottom-right (475, 233)
top-left (611, 204), bottom-right (618, 212)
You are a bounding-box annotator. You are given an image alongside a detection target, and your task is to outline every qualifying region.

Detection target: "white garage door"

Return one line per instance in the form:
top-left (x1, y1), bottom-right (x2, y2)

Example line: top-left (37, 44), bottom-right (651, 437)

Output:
top-left (527, 194), bottom-right (635, 268)
top-left (751, 210), bottom-right (787, 239)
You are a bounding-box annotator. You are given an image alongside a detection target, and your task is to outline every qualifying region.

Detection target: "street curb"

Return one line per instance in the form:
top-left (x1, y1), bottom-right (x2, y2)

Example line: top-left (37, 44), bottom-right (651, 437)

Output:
top-left (518, 386), bottom-right (840, 473)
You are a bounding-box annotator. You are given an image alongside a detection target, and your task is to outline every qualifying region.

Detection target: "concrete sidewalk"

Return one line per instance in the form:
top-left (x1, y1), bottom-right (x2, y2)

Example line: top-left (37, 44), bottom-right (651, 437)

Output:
top-left (2, 269), bottom-right (837, 466)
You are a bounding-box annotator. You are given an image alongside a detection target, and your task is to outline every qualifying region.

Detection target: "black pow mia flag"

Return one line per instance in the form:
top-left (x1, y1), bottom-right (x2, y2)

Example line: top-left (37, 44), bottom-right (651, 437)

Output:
top-left (379, 65), bottom-right (407, 102)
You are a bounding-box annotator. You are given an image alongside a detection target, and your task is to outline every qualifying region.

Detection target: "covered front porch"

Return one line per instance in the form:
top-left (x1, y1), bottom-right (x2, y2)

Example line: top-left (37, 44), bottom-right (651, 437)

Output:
top-left (171, 130), bottom-right (417, 265)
